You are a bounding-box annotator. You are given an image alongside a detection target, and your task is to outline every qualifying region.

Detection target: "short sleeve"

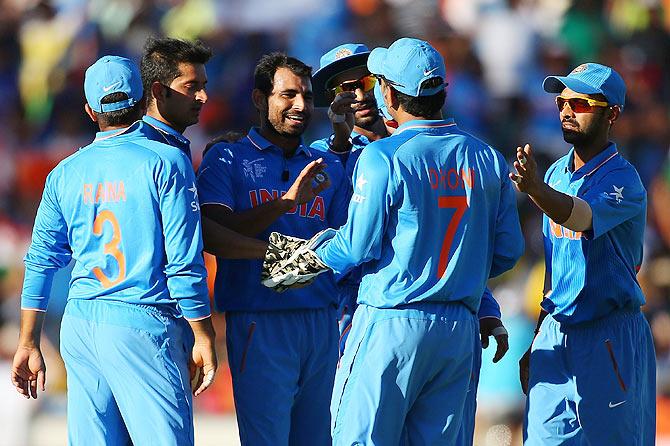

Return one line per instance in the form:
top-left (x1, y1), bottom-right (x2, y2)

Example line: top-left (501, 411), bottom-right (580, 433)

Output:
top-left (581, 167), bottom-right (646, 239)
top-left (197, 143), bottom-right (237, 210)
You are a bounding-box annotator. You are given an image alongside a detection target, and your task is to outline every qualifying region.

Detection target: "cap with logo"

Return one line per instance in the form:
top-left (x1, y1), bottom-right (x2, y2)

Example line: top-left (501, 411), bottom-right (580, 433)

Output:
top-left (542, 62), bottom-right (626, 110)
top-left (367, 37), bottom-right (447, 97)
top-left (312, 43), bottom-right (371, 107)
top-left (84, 55), bottom-right (144, 113)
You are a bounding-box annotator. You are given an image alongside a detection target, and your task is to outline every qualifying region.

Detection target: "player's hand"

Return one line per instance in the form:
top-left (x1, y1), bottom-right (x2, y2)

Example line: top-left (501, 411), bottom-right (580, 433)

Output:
top-left (282, 158), bottom-right (330, 207)
top-left (11, 345), bottom-right (46, 399)
top-left (519, 345), bottom-right (532, 395)
top-left (510, 143), bottom-right (542, 195)
top-left (187, 317), bottom-right (218, 397)
top-left (190, 338), bottom-right (217, 397)
top-left (479, 317), bottom-right (509, 363)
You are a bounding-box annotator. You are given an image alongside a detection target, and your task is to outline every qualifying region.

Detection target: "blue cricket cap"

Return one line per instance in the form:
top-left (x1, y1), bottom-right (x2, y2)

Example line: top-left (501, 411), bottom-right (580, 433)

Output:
top-left (543, 63), bottom-right (626, 110)
top-left (84, 55), bottom-right (143, 113)
top-left (367, 38), bottom-right (447, 97)
top-left (373, 82), bottom-right (393, 121)
top-left (312, 43), bottom-right (371, 107)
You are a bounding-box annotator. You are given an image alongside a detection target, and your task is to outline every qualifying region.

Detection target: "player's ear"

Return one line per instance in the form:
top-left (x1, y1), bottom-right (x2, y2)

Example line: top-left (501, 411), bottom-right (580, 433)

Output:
top-left (252, 88), bottom-right (268, 112)
top-left (608, 105), bottom-right (620, 125)
top-left (384, 83), bottom-right (399, 113)
top-left (84, 103), bottom-right (98, 123)
top-left (151, 81), bottom-right (169, 104)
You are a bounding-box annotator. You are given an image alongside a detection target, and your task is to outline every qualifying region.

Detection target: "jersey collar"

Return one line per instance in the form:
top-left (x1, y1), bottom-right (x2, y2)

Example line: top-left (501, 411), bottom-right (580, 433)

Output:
top-left (93, 120), bottom-right (142, 142)
top-left (142, 115), bottom-right (190, 147)
top-left (247, 127), bottom-right (312, 157)
top-left (567, 143), bottom-right (618, 180)
top-left (393, 118), bottom-right (457, 136)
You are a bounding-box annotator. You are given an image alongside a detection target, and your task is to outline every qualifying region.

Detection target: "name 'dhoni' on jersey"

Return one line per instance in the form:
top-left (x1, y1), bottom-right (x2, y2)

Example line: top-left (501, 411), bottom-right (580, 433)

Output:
top-left (249, 189), bottom-right (326, 220)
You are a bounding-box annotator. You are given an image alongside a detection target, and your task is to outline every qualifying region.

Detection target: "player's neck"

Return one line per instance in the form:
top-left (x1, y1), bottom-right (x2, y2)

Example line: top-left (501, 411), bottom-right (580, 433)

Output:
top-left (257, 125), bottom-right (301, 158)
top-left (146, 107), bottom-right (185, 134)
top-left (572, 139), bottom-right (611, 171)
top-left (394, 109), bottom-right (443, 126)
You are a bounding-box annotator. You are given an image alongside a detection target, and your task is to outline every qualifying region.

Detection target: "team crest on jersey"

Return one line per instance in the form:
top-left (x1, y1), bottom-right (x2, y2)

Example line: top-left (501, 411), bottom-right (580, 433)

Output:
top-left (335, 48), bottom-right (353, 59)
top-left (242, 158), bottom-right (267, 182)
top-left (571, 64), bottom-right (588, 74)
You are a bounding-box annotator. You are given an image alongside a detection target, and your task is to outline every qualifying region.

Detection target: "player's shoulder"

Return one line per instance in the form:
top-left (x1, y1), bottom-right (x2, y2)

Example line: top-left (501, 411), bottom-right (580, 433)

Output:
top-left (597, 150), bottom-right (645, 191)
top-left (309, 135), bottom-right (332, 154)
top-left (203, 138), bottom-right (250, 164)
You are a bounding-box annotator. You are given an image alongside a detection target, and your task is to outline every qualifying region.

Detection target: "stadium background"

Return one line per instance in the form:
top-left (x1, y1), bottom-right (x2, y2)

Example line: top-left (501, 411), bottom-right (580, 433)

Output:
top-left (0, 0), bottom-right (669, 444)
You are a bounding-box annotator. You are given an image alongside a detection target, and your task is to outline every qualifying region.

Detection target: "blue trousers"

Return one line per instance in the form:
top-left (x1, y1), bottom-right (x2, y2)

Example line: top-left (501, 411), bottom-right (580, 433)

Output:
top-left (60, 299), bottom-right (195, 446)
top-left (331, 302), bottom-right (477, 445)
top-left (226, 307), bottom-right (338, 446)
top-left (524, 308), bottom-right (656, 445)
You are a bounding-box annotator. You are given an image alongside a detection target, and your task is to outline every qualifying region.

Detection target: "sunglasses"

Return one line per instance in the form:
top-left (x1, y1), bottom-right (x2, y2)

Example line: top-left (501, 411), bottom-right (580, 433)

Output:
top-left (331, 75), bottom-right (377, 95)
top-left (556, 96), bottom-right (609, 113)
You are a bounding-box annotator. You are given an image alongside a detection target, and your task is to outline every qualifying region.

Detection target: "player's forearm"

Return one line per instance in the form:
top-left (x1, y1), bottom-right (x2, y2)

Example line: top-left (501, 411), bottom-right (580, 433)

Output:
top-left (203, 200), bottom-right (293, 237)
top-left (526, 182), bottom-right (573, 225)
top-left (201, 216), bottom-right (268, 259)
top-left (18, 310), bottom-right (46, 348)
top-left (187, 316), bottom-right (216, 342)
top-left (330, 124), bottom-right (353, 154)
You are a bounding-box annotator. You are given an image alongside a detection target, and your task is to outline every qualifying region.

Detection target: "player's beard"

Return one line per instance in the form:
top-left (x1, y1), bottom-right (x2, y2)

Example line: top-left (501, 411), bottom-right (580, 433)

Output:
top-left (265, 109), bottom-right (310, 138)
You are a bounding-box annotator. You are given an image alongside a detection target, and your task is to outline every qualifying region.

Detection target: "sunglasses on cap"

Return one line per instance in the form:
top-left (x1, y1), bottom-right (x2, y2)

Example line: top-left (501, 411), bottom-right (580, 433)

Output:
top-left (331, 75), bottom-right (377, 95)
top-left (556, 96), bottom-right (609, 113)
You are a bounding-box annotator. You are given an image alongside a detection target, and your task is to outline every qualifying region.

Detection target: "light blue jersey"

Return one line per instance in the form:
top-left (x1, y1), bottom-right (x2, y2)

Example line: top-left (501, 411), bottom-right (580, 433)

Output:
top-left (541, 143), bottom-right (646, 324)
top-left (21, 122), bottom-right (210, 320)
top-left (316, 119), bottom-right (524, 312)
top-left (197, 127), bottom-right (350, 312)
top-left (143, 115), bottom-right (192, 160)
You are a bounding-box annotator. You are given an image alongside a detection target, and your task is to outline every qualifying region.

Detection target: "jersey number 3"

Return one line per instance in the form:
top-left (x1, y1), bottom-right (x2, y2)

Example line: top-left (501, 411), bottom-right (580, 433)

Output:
top-left (437, 196), bottom-right (468, 278)
top-left (92, 210), bottom-right (126, 288)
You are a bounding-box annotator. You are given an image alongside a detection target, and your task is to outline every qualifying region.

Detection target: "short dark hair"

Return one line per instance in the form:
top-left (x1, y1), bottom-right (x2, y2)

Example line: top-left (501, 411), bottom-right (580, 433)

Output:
top-left (253, 52), bottom-right (312, 96)
top-left (95, 92), bottom-right (143, 127)
top-left (141, 37), bottom-right (212, 100)
top-left (393, 77), bottom-right (446, 118)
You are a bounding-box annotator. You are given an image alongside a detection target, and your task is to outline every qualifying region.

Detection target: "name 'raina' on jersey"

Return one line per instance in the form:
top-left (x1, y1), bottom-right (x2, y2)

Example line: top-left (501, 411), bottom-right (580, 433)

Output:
top-left (82, 181), bottom-right (127, 205)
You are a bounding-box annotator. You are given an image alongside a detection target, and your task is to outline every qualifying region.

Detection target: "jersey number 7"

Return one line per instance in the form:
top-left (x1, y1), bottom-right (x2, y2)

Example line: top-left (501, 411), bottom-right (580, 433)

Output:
top-left (92, 210), bottom-right (126, 288)
top-left (437, 196), bottom-right (468, 278)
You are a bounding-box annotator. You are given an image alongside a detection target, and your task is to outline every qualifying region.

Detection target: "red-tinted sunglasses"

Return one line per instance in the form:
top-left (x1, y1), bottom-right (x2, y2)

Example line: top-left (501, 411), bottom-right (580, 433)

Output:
top-left (331, 75), bottom-right (376, 95)
top-left (556, 96), bottom-right (609, 113)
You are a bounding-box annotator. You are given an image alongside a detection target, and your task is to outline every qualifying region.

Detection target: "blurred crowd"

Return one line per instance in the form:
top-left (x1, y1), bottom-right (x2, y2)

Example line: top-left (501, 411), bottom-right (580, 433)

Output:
top-left (1, 0), bottom-right (670, 444)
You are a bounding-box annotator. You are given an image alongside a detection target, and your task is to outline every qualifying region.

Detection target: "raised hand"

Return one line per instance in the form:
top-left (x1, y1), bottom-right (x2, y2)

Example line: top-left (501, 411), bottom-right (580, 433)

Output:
top-left (282, 158), bottom-right (330, 207)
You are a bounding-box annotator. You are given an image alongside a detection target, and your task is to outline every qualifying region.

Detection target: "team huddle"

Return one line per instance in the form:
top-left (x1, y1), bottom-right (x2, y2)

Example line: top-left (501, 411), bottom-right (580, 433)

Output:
top-left (11, 35), bottom-right (655, 446)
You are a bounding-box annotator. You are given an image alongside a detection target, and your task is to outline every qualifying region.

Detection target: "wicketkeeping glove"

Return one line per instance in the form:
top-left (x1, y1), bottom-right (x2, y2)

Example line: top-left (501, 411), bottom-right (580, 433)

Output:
top-left (261, 229), bottom-right (336, 292)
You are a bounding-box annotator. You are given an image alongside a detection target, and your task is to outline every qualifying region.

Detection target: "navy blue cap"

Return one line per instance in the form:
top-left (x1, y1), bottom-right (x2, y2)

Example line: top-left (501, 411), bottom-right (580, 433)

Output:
top-left (84, 56), bottom-right (143, 113)
top-left (543, 63), bottom-right (626, 110)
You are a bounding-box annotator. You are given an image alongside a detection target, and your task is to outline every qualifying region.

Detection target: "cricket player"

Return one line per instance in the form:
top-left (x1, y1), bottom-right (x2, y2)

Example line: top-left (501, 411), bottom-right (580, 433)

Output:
top-left (11, 56), bottom-right (217, 445)
top-left (140, 37), bottom-right (268, 260)
top-left (312, 44), bottom-right (511, 445)
top-left (265, 38), bottom-right (524, 444)
top-left (140, 37), bottom-right (211, 160)
top-left (514, 63), bottom-right (656, 445)
top-left (197, 52), bottom-right (350, 445)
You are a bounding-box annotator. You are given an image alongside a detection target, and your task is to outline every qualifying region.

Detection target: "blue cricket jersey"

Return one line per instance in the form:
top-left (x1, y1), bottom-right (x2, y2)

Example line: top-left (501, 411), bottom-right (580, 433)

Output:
top-left (142, 115), bottom-right (192, 160)
top-left (196, 127), bottom-right (350, 312)
top-left (311, 129), bottom-right (503, 319)
top-left (541, 143), bottom-right (646, 324)
top-left (21, 122), bottom-right (210, 320)
top-left (316, 119), bottom-right (524, 312)
top-left (310, 130), bottom-right (372, 183)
